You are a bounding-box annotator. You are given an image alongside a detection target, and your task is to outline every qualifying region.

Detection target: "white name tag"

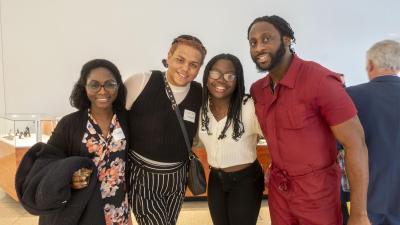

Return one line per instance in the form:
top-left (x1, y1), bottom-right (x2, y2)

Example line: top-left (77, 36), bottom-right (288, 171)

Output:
top-left (183, 109), bottom-right (196, 123)
top-left (112, 127), bottom-right (125, 141)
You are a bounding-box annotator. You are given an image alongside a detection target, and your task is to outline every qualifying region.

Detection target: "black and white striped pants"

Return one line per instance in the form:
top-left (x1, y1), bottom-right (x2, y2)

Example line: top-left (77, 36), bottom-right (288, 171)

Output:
top-left (127, 151), bottom-right (188, 225)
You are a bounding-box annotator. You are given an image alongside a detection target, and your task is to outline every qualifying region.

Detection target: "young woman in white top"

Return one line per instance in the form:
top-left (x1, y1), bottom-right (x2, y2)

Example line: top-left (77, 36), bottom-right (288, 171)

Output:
top-left (198, 53), bottom-right (264, 225)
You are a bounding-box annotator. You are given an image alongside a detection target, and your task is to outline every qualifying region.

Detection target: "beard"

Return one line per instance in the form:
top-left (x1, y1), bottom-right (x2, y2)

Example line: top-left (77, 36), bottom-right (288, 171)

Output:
top-left (252, 39), bottom-right (286, 72)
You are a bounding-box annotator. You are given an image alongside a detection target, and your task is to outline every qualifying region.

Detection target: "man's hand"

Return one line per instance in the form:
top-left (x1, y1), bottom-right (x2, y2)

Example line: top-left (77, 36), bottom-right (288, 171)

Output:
top-left (331, 116), bottom-right (369, 225)
top-left (347, 213), bottom-right (371, 225)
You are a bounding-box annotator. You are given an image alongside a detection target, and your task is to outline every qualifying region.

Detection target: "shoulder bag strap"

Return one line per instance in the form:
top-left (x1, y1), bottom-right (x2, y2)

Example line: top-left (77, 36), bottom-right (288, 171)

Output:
top-left (162, 73), bottom-right (194, 158)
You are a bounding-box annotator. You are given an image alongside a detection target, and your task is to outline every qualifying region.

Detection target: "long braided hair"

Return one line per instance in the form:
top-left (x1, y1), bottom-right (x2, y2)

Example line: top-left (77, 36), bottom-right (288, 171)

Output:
top-left (201, 53), bottom-right (249, 141)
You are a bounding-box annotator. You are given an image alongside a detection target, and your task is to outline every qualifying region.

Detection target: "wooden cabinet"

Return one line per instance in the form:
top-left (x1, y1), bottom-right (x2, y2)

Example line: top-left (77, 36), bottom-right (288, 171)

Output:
top-left (1, 135), bottom-right (270, 201)
top-left (185, 145), bottom-right (271, 198)
top-left (0, 141), bottom-right (29, 201)
top-left (0, 115), bottom-right (57, 201)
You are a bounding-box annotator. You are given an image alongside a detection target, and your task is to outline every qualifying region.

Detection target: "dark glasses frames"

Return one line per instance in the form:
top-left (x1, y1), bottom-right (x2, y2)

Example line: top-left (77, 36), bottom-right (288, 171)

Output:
top-left (86, 80), bottom-right (119, 92)
top-left (209, 70), bottom-right (236, 82)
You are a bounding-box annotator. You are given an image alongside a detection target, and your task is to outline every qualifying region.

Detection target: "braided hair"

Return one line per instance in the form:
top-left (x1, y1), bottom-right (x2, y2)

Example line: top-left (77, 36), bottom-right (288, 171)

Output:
top-left (201, 53), bottom-right (248, 141)
top-left (247, 15), bottom-right (296, 53)
top-left (162, 34), bottom-right (207, 67)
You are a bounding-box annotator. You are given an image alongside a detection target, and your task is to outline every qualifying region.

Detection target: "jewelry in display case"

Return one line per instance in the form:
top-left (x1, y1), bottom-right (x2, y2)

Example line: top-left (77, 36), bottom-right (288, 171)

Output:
top-left (0, 114), bottom-right (58, 201)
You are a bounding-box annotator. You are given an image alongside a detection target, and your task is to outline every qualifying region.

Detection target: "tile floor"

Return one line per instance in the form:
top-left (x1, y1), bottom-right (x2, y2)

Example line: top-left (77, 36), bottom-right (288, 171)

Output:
top-left (0, 188), bottom-right (271, 225)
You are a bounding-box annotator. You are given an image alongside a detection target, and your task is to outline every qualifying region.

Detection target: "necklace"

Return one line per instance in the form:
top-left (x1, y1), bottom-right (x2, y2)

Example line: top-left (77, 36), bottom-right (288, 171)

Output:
top-left (209, 100), bottom-right (228, 121)
top-left (90, 111), bottom-right (113, 138)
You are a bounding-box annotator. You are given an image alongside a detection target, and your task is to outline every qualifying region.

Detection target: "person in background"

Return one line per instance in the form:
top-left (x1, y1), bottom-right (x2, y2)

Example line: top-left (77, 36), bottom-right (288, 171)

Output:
top-left (124, 34), bottom-right (206, 225)
top-left (347, 39), bottom-right (400, 225)
top-left (337, 142), bottom-right (351, 225)
top-left (16, 59), bottom-right (131, 225)
top-left (248, 15), bottom-right (370, 225)
top-left (198, 53), bottom-right (264, 225)
top-left (336, 73), bottom-right (351, 225)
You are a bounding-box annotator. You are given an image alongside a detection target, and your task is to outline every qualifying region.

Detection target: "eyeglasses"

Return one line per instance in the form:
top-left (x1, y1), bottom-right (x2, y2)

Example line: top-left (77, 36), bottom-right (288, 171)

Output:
top-left (86, 80), bottom-right (119, 92)
top-left (209, 70), bottom-right (236, 82)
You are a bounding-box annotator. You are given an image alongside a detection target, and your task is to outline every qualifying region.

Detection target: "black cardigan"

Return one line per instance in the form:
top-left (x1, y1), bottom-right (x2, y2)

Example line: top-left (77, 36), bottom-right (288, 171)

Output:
top-left (15, 109), bottom-right (129, 225)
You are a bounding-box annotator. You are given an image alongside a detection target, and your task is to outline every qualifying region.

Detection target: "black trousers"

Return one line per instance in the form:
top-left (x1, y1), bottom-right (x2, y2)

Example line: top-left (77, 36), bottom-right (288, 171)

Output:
top-left (208, 160), bottom-right (264, 225)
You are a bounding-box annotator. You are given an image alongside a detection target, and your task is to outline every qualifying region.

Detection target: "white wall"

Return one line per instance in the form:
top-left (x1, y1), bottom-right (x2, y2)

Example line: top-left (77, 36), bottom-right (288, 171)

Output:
top-left (0, 39), bottom-right (4, 115)
top-left (1, 0), bottom-right (399, 115)
top-left (0, 2), bottom-right (4, 115)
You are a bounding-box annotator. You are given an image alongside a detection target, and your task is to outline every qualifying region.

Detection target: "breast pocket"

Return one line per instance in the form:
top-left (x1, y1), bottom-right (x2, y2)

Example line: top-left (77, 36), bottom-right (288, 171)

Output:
top-left (279, 104), bottom-right (307, 129)
top-left (254, 99), bottom-right (267, 120)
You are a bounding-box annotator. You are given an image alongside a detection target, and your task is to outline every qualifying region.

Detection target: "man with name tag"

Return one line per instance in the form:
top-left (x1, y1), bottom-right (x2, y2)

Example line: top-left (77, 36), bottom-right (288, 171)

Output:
top-left (124, 35), bottom-right (206, 225)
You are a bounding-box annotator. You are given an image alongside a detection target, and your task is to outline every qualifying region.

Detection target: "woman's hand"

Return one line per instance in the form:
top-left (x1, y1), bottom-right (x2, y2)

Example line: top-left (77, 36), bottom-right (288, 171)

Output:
top-left (71, 168), bottom-right (93, 189)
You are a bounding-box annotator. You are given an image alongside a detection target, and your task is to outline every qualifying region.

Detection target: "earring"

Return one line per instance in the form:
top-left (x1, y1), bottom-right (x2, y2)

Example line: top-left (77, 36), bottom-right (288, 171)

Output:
top-left (162, 59), bottom-right (168, 68)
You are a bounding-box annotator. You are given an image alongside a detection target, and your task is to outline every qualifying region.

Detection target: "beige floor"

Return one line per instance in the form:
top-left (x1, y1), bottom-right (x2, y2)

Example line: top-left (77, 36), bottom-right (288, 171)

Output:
top-left (0, 188), bottom-right (271, 225)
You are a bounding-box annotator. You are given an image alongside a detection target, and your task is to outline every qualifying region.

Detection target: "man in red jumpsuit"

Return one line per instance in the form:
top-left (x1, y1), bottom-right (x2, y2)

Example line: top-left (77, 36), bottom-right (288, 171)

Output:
top-left (248, 15), bottom-right (370, 225)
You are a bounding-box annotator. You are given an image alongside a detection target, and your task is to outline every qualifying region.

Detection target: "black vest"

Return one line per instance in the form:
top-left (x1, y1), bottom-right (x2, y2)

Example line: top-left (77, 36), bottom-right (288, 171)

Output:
top-left (128, 71), bottom-right (202, 162)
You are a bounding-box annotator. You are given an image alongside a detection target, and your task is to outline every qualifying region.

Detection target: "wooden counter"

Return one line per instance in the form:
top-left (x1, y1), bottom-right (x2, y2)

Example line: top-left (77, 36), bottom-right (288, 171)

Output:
top-left (0, 120), bottom-right (56, 201)
top-left (0, 140), bottom-right (29, 201)
top-left (0, 141), bottom-right (270, 201)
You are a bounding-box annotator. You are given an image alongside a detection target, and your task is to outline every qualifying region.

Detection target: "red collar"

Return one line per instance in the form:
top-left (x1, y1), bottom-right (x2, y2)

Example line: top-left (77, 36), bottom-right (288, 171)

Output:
top-left (261, 54), bottom-right (302, 89)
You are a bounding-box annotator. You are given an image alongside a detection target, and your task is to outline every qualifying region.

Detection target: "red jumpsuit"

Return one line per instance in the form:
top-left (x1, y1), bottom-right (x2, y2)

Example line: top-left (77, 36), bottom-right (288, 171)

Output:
top-left (250, 55), bottom-right (357, 225)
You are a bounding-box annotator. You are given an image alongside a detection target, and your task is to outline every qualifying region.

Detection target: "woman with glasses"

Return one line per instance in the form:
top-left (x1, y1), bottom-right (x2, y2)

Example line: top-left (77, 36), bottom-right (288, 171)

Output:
top-left (17, 59), bottom-right (131, 225)
top-left (53, 59), bottom-right (131, 224)
top-left (124, 34), bottom-right (206, 225)
top-left (198, 53), bottom-right (264, 225)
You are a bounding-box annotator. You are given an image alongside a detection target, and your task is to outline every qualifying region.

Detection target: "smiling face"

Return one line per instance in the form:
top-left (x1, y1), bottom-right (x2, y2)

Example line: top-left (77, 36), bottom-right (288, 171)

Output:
top-left (207, 59), bottom-right (237, 101)
top-left (166, 44), bottom-right (203, 86)
top-left (248, 21), bottom-right (287, 72)
top-left (85, 67), bottom-right (118, 111)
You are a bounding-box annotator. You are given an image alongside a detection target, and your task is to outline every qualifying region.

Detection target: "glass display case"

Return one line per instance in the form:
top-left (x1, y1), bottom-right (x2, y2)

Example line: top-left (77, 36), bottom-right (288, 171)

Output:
top-left (0, 114), bottom-right (58, 201)
top-left (0, 114), bottom-right (57, 149)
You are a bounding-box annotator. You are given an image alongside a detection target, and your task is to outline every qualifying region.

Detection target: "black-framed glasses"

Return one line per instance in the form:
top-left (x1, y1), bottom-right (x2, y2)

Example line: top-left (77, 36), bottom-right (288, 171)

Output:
top-left (86, 80), bottom-right (119, 92)
top-left (209, 70), bottom-right (236, 82)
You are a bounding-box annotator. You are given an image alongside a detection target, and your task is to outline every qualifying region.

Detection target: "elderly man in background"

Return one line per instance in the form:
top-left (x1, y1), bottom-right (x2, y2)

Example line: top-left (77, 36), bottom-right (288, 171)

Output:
top-left (347, 39), bottom-right (400, 225)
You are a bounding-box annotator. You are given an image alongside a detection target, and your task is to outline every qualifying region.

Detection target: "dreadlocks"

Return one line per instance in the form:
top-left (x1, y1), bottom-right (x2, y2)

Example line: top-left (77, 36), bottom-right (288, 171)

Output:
top-left (201, 53), bottom-right (247, 141)
top-left (247, 15), bottom-right (296, 53)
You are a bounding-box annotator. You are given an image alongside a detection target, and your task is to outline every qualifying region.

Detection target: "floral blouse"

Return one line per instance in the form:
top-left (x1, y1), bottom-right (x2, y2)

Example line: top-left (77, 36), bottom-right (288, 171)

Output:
top-left (82, 111), bottom-right (129, 225)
